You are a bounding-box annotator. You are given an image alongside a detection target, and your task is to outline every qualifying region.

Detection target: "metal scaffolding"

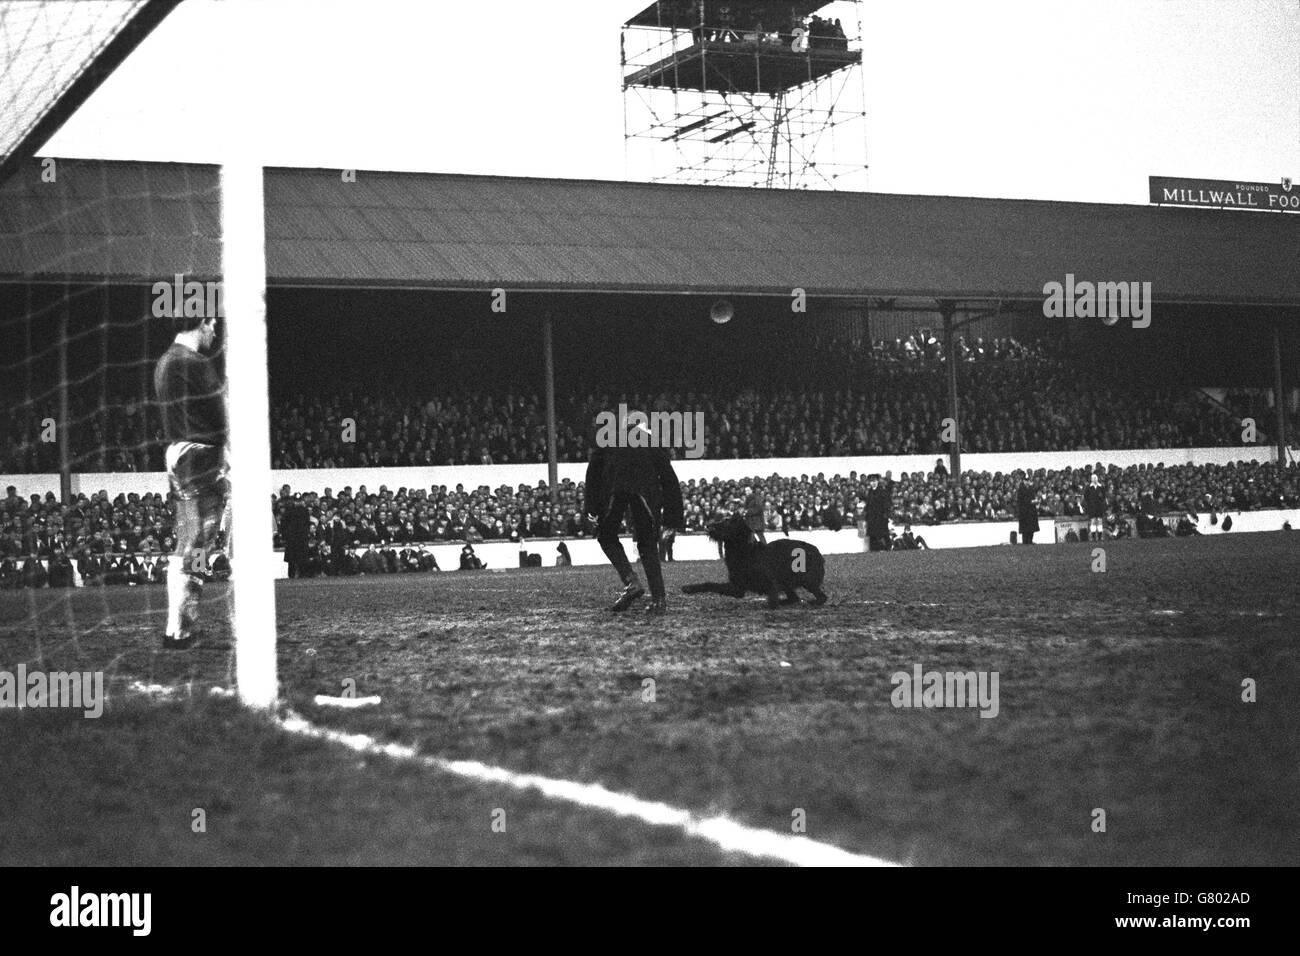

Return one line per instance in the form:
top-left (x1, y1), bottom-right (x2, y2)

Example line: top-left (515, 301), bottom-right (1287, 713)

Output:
top-left (622, 1), bottom-right (867, 189)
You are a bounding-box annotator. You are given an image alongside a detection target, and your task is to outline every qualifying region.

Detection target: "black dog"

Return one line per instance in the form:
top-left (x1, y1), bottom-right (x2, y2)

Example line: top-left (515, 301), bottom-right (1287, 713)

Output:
top-left (682, 515), bottom-right (827, 608)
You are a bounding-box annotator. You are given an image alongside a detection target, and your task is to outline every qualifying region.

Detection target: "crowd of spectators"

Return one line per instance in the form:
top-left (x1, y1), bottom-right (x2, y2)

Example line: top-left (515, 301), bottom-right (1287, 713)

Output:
top-left (3, 454), bottom-right (1295, 587)
top-left (0, 337), bottom-right (1265, 474)
top-left (266, 337), bottom-right (1249, 469)
top-left (1, 393), bottom-right (160, 474)
top-left (0, 486), bottom-right (185, 589)
top-left (264, 458), bottom-right (1298, 551)
top-left (1, 340), bottom-right (1292, 517)
top-left (855, 459), bottom-right (1298, 527)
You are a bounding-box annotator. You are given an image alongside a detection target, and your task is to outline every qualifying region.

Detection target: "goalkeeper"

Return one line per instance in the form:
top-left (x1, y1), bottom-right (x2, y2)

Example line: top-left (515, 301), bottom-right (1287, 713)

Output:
top-left (154, 312), bottom-right (227, 649)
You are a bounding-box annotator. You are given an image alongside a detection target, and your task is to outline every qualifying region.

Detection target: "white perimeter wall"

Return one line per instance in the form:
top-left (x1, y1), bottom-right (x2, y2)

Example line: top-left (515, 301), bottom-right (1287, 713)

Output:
top-left (27, 507), bottom-right (1300, 584)
top-left (319, 506), bottom-right (1298, 580)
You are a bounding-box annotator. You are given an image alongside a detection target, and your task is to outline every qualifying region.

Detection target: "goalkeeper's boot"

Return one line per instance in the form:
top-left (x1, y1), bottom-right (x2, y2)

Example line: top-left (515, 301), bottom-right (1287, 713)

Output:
top-left (161, 630), bottom-right (196, 650)
top-left (161, 612), bottom-right (198, 650)
top-left (609, 581), bottom-right (646, 613)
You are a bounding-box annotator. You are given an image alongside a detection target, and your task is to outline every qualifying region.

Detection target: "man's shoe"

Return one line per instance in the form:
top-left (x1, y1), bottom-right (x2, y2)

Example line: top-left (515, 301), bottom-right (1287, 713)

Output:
top-left (644, 598), bottom-right (666, 616)
top-left (609, 583), bottom-right (646, 612)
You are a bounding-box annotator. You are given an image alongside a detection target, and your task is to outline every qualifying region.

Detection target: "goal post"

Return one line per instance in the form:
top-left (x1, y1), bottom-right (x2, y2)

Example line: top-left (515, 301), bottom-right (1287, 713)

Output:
top-left (221, 160), bottom-right (278, 709)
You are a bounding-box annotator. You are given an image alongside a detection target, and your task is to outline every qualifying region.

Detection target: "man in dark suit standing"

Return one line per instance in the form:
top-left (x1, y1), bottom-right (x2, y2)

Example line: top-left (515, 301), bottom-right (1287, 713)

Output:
top-left (585, 413), bottom-right (685, 615)
top-left (822, 500), bottom-right (844, 532)
top-left (327, 515), bottom-right (351, 574)
top-left (1017, 474), bottom-right (1040, 544)
top-left (281, 495), bottom-right (312, 577)
top-left (743, 485), bottom-right (766, 544)
top-left (864, 474), bottom-right (892, 551)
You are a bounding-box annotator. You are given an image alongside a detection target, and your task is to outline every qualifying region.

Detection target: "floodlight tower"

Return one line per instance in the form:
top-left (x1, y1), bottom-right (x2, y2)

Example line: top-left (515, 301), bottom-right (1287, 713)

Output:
top-left (622, 0), bottom-right (867, 189)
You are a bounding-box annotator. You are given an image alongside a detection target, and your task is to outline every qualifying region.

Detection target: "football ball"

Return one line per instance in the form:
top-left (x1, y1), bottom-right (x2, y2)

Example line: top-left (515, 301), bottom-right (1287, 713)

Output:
top-left (710, 299), bottom-right (734, 324)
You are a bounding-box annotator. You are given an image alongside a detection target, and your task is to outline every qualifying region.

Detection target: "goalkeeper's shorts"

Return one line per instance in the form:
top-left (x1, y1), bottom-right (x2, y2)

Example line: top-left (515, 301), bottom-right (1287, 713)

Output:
top-left (166, 442), bottom-right (227, 501)
top-left (167, 442), bottom-right (228, 577)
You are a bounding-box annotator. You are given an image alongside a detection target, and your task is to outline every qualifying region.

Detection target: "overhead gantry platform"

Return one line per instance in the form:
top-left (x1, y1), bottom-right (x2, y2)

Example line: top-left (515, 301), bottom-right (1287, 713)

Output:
top-left (622, 1), bottom-right (868, 188)
top-left (624, 35), bottom-right (860, 96)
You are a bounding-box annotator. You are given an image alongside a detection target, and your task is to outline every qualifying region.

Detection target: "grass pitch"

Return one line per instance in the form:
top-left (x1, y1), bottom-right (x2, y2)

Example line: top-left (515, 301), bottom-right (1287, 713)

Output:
top-left (2, 532), bottom-right (1297, 865)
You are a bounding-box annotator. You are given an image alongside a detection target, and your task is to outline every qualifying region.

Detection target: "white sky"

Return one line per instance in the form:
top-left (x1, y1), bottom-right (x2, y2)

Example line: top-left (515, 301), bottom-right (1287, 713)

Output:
top-left (40, 0), bottom-right (1300, 203)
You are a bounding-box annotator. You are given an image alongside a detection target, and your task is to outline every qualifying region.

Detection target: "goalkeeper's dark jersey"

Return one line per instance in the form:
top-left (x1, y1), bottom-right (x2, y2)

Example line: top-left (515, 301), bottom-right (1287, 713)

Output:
top-left (154, 343), bottom-right (227, 446)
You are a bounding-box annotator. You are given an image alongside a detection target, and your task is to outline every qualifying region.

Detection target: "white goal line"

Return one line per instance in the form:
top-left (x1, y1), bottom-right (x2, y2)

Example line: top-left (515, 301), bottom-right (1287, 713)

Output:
top-left (278, 710), bottom-right (899, 868)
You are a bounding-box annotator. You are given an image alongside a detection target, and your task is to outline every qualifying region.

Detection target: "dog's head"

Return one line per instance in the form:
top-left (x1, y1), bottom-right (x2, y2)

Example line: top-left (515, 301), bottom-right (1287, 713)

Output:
top-left (705, 514), bottom-right (752, 544)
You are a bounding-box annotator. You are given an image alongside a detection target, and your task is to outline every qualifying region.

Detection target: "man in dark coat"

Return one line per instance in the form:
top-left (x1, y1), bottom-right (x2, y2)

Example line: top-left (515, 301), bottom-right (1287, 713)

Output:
top-left (47, 551), bottom-right (75, 587)
top-left (743, 485), bottom-right (766, 544)
top-left (864, 475), bottom-right (892, 551)
top-left (281, 495), bottom-right (312, 578)
top-left (359, 547), bottom-right (386, 574)
top-left (1017, 475), bottom-right (1040, 544)
top-left (21, 555), bottom-right (48, 588)
top-left (822, 501), bottom-right (844, 532)
top-left (328, 516), bottom-right (351, 574)
top-left (897, 524), bottom-right (929, 550)
top-left (584, 414), bottom-right (685, 615)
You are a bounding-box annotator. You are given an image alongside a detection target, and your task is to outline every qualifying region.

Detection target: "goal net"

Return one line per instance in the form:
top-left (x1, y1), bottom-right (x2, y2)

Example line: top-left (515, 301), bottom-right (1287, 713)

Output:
top-left (0, 0), bottom-right (278, 710)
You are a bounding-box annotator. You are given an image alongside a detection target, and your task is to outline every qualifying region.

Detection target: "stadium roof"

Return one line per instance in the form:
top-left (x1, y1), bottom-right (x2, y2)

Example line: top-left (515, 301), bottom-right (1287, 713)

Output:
top-left (0, 158), bottom-right (1297, 307)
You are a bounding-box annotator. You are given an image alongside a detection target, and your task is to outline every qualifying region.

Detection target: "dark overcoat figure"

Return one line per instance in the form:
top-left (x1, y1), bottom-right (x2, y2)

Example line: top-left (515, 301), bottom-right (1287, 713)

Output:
top-left (585, 432), bottom-right (685, 615)
top-left (282, 499), bottom-right (312, 577)
top-left (1017, 480), bottom-right (1040, 544)
top-left (864, 478), bottom-right (891, 551)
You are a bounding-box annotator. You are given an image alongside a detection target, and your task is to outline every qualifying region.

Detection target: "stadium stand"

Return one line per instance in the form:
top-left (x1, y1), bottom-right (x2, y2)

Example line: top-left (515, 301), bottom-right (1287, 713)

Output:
top-left (0, 336), bottom-right (1261, 474)
top-left (265, 336), bottom-right (1247, 467)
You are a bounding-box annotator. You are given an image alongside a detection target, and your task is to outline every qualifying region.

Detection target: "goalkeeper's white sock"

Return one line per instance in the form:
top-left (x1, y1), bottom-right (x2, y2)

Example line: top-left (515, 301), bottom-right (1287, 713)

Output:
top-left (166, 563), bottom-right (202, 637)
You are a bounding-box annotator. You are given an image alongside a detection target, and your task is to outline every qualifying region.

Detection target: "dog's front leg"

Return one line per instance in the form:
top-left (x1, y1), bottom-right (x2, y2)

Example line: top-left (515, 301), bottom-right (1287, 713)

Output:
top-left (762, 574), bottom-right (783, 608)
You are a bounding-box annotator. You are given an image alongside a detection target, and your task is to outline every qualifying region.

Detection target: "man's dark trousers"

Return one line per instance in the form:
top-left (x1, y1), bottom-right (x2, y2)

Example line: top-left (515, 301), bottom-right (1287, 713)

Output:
top-left (597, 492), bottom-right (664, 601)
top-left (585, 442), bottom-right (684, 607)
